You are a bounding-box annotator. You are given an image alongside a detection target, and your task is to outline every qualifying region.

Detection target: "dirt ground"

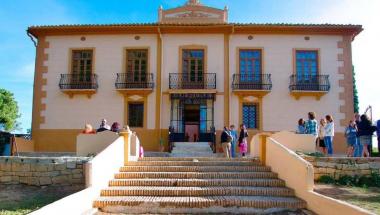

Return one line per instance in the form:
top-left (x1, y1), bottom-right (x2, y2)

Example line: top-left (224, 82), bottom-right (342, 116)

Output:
top-left (314, 184), bottom-right (380, 214)
top-left (0, 184), bottom-right (83, 215)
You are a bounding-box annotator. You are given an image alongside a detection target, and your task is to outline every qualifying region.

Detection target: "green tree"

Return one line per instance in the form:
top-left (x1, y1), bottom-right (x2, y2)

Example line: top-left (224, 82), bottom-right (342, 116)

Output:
top-left (352, 66), bottom-right (359, 113)
top-left (0, 88), bottom-right (20, 131)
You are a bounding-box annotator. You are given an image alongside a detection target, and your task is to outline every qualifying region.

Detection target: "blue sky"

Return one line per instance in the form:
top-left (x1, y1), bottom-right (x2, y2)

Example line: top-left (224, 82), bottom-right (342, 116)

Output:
top-left (0, 0), bottom-right (379, 132)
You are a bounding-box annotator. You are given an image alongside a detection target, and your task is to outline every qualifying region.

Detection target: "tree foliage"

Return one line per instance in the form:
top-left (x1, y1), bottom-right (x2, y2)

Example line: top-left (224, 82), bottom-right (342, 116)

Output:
top-left (0, 88), bottom-right (20, 131)
top-left (352, 66), bottom-right (359, 113)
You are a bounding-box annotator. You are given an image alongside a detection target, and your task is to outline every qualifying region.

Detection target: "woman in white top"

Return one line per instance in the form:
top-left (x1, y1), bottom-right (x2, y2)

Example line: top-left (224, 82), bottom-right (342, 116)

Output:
top-left (324, 115), bottom-right (335, 155)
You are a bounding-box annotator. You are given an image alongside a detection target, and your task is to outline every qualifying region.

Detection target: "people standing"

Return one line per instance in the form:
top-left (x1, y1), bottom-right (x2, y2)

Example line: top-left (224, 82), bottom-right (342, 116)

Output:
top-left (345, 120), bottom-right (357, 157)
top-left (81, 124), bottom-right (96, 134)
top-left (318, 119), bottom-right (327, 155)
top-left (353, 113), bottom-right (362, 157)
top-left (238, 124), bottom-right (249, 157)
top-left (97, 119), bottom-right (111, 132)
top-left (357, 114), bottom-right (376, 157)
top-left (324, 115), bottom-right (335, 156)
top-left (229, 125), bottom-right (238, 158)
top-left (110, 122), bottom-right (121, 133)
top-left (377, 120), bottom-right (380, 157)
top-left (305, 112), bottom-right (318, 137)
top-left (296, 118), bottom-right (306, 134)
top-left (221, 126), bottom-right (232, 158)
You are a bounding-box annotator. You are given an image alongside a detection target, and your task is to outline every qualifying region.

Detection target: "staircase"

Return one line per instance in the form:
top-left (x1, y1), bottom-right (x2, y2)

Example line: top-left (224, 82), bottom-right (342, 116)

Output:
top-left (93, 157), bottom-right (307, 214)
top-left (170, 142), bottom-right (216, 157)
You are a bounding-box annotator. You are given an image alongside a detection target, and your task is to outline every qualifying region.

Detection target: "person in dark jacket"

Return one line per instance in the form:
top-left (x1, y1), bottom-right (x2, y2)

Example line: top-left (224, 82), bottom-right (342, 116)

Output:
top-left (238, 124), bottom-right (249, 157)
top-left (220, 126), bottom-right (232, 158)
top-left (357, 114), bottom-right (376, 157)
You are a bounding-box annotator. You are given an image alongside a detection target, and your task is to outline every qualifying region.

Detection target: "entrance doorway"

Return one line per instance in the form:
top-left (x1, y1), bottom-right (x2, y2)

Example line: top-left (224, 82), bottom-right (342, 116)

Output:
top-left (184, 104), bottom-right (200, 142)
top-left (169, 93), bottom-right (215, 143)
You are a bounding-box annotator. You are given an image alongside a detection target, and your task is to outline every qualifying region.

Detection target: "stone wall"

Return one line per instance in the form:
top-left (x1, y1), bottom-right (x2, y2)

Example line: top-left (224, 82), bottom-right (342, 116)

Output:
top-left (0, 156), bottom-right (90, 186)
top-left (303, 156), bottom-right (380, 180)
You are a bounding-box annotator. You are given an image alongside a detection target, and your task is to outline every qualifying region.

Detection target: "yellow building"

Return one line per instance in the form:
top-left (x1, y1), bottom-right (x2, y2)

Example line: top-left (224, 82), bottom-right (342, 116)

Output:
top-left (27, 0), bottom-right (362, 153)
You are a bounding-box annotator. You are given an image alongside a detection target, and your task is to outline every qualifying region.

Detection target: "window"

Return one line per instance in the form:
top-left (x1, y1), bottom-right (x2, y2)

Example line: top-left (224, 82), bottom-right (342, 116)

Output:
top-left (126, 50), bottom-right (148, 82)
top-left (182, 49), bottom-right (204, 82)
top-left (239, 49), bottom-right (262, 82)
top-left (128, 103), bottom-right (144, 127)
top-left (295, 50), bottom-right (318, 82)
top-left (242, 103), bottom-right (258, 129)
top-left (72, 50), bottom-right (93, 80)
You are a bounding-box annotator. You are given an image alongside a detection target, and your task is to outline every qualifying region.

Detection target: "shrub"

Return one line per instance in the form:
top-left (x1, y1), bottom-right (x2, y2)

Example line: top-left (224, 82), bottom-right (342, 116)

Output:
top-left (318, 172), bottom-right (380, 188)
top-left (337, 175), bottom-right (354, 186)
top-left (318, 175), bottom-right (335, 184)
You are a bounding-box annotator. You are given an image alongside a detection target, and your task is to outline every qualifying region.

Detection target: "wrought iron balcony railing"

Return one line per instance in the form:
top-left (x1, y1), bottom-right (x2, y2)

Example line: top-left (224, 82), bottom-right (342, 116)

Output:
top-left (232, 74), bottom-right (272, 91)
top-left (169, 73), bottom-right (216, 90)
top-left (59, 74), bottom-right (98, 90)
top-left (115, 73), bottom-right (154, 89)
top-left (289, 74), bottom-right (330, 91)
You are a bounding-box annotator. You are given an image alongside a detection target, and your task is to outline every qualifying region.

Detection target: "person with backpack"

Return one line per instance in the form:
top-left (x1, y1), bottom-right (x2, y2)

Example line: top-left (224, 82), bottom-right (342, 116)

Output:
top-left (221, 126), bottom-right (232, 158)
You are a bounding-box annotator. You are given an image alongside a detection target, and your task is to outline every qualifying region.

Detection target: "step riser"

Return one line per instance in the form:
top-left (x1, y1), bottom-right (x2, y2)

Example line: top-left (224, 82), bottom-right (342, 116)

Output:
top-left (127, 161), bottom-right (259, 166)
top-left (109, 179), bottom-right (286, 187)
top-left (100, 189), bottom-right (294, 197)
top-left (120, 166), bottom-right (271, 172)
top-left (138, 157), bottom-right (258, 161)
top-left (98, 206), bottom-right (304, 215)
top-left (114, 172), bottom-right (277, 179)
top-left (94, 197), bottom-right (306, 209)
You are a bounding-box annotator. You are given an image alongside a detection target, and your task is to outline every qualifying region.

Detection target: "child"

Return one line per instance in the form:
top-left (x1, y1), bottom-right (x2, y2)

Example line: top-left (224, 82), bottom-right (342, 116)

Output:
top-left (318, 119), bottom-right (327, 155)
top-left (345, 120), bottom-right (357, 157)
top-left (296, 118), bottom-right (306, 134)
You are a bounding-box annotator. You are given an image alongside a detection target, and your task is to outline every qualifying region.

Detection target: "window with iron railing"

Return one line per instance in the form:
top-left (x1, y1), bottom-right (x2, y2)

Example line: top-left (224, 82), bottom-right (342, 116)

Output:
top-left (242, 103), bottom-right (259, 129)
top-left (128, 103), bottom-right (144, 127)
top-left (72, 50), bottom-right (93, 78)
top-left (295, 50), bottom-right (318, 83)
top-left (182, 49), bottom-right (204, 82)
top-left (239, 49), bottom-right (262, 82)
top-left (126, 49), bottom-right (148, 83)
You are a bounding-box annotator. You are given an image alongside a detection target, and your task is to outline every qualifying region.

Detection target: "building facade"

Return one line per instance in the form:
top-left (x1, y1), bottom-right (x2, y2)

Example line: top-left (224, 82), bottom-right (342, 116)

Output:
top-left (28, 0), bottom-right (362, 152)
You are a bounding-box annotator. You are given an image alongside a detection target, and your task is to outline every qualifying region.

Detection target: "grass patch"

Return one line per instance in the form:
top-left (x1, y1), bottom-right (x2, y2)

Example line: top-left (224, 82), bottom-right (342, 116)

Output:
top-left (315, 184), bottom-right (380, 214)
top-left (0, 195), bottom-right (59, 215)
top-left (0, 185), bottom-right (83, 215)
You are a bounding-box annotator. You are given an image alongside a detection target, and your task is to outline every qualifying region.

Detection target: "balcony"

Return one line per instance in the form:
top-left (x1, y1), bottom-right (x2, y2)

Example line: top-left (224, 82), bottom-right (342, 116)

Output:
top-left (232, 74), bottom-right (272, 97)
top-left (289, 74), bottom-right (330, 100)
top-left (59, 74), bottom-right (98, 98)
top-left (169, 73), bottom-right (216, 93)
top-left (115, 73), bottom-right (154, 95)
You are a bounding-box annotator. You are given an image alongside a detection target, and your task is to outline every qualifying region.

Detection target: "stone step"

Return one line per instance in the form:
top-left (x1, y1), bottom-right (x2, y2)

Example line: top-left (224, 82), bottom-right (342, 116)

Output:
top-left (169, 153), bottom-right (215, 157)
top-left (100, 186), bottom-right (294, 197)
top-left (138, 157), bottom-right (258, 162)
top-left (126, 160), bottom-right (259, 166)
top-left (109, 178), bottom-right (286, 187)
top-left (114, 172), bottom-right (277, 179)
top-left (93, 196), bottom-right (306, 213)
top-left (119, 165), bottom-right (271, 172)
top-left (172, 146), bottom-right (212, 151)
top-left (174, 142), bottom-right (210, 147)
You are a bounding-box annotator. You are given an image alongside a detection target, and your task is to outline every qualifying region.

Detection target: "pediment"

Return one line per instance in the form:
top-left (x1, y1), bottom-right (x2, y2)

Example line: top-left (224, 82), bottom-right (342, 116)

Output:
top-left (159, 1), bottom-right (228, 24)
